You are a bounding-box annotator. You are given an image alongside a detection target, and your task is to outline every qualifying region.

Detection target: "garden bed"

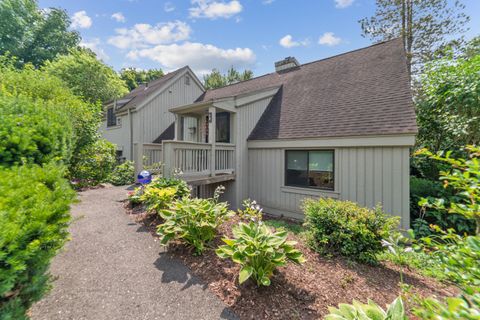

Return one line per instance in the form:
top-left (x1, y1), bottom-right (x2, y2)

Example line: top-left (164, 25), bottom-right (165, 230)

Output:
top-left (124, 203), bottom-right (457, 319)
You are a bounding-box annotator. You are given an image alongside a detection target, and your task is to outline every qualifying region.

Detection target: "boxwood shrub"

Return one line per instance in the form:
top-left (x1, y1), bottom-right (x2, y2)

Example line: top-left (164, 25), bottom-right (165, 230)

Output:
top-left (0, 164), bottom-right (75, 319)
top-left (303, 198), bottom-right (399, 264)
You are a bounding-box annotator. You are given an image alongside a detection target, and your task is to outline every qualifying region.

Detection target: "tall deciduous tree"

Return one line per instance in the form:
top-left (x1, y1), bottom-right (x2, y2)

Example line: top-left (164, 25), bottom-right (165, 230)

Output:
top-left (120, 67), bottom-right (164, 91)
top-left (204, 67), bottom-right (253, 89)
top-left (413, 40), bottom-right (480, 179)
top-left (0, 0), bottom-right (80, 67)
top-left (43, 48), bottom-right (128, 104)
top-left (359, 0), bottom-right (469, 74)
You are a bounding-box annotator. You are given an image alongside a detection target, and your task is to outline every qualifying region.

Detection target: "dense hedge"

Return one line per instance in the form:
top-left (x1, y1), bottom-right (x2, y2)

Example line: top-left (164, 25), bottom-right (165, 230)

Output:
top-left (0, 64), bottom-right (100, 154)
top-left (303, 198), bottom-right (399, 264)
top-left (0, 164), bottom-right (75, 319)
top-left (0, 93), bottom-right (74, 167)
top-left (69, 139), bottom-right (116, 187)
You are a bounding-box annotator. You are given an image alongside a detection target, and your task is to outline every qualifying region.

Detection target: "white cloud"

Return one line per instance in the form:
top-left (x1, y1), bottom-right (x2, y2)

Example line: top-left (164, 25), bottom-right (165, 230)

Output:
top-left (80, 38), bottom-right (109, 61)
top-left (335, 0), bottom-right (354, 8)
top-left (108, 21), bottom-right (191, 49)
top-left (318, 32), bottom-right (342, 46)
top-left (71, 11), bottom-right (92, 29)
top-left (164, 2), bottom-right (175, 12)
top-left (127, 42), bottom-right (255, 75)
top-left (279, 34), bottom-right (309, 48)
top-left (189, 0), bottom-right (242, 19)
top-left (111, 12), bottom-right (126, 23)
top-left (262, 0), bottom-right (274, 4)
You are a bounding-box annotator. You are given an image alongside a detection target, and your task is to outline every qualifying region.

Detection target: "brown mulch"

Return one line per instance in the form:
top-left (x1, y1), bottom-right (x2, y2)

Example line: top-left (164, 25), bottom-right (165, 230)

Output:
top-left (124, 203), bottom-right (458, 320)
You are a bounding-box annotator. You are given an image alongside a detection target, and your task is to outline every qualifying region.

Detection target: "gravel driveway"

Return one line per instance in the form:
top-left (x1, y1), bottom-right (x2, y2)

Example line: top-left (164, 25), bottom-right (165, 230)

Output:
top-left (30, 186), bottom-right (237, 320)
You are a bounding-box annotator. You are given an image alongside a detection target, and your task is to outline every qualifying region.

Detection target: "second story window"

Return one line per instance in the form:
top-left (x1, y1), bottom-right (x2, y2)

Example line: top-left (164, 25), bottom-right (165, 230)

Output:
top-left (107, 107), bottom-right (117, 127)
top-left (185, 75), bottom-right (190, 85)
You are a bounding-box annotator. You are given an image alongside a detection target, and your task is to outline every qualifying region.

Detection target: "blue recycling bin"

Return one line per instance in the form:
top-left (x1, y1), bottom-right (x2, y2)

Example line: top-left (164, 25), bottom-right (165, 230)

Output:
top-left (137, 170), bottom-right (152, 184)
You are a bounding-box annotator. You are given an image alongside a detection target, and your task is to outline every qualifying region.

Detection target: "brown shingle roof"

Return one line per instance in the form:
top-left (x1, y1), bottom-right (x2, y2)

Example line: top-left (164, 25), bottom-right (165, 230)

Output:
top-left (197, 39), bottom-right (417, 140)
top-left (115, 67), bottom-right (187, 112)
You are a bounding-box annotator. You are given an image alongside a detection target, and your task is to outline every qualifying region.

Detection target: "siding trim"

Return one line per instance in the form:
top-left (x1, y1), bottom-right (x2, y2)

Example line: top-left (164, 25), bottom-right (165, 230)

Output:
top-left (247, 135), bottom-right (415, 148)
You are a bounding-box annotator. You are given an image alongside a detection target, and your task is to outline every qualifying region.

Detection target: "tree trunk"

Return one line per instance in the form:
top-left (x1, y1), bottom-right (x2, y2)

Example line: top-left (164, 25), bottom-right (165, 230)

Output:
top-left (406, 0), bottom-right (413, 75)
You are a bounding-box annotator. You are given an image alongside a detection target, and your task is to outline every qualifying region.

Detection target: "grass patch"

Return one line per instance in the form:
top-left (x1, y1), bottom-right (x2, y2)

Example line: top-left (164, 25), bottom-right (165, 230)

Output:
top-left (264, 219), bottom-right (305, 235)
top-left (377, 250), bottom-right (446, 282)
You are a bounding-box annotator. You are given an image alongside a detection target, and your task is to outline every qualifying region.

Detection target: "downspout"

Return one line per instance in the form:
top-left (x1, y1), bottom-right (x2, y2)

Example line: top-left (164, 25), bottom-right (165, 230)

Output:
top-left (129, 108), bottom-right (133, 161)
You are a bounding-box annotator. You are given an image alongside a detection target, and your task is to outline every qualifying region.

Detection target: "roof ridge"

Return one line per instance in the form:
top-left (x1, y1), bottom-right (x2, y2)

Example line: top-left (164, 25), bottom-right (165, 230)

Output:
top-left (299, 38), bottom-right (402, 68)
top-left (204, 38), bottom-right (402, 94)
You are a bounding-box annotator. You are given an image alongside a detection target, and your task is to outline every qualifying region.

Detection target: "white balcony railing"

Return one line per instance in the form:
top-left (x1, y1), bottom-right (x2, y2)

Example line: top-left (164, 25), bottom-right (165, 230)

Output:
top-left (133, 143), bottom-right (163, 175)
top-left (162, 141), bottom-right (235, 178)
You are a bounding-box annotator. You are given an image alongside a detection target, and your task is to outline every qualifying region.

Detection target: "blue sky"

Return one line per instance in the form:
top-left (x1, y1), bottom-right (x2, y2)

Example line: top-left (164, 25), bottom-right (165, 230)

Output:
top-left (38, 0), bottom-right (480, 77)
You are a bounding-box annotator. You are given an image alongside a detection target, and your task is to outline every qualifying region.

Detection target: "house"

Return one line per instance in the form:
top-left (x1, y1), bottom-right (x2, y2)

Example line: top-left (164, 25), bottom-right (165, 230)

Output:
top-left (133, 39), bottom-right (418, 228)
top-left (100, 66), bottom-right (204, 162)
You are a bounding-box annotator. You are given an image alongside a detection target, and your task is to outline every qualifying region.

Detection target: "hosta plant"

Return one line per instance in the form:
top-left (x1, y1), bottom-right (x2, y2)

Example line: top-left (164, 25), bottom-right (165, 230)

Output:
top-left (157, 187), bottom-right (232, 254)
top-left (140, 186), bottom-right (177, 213)
top-left (237, 199), bottom-right (263, 222)
top-left (325, 297), bottom-right (407, 320)
top-left (216, 222), bottom-right (305, 286)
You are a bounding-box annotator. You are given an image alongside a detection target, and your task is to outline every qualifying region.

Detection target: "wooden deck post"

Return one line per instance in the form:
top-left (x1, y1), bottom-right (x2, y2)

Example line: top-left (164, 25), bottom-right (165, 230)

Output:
top-left (208, 106), bottom-right (216, 177)
top-left (133, 142), bottom-right (143, 176)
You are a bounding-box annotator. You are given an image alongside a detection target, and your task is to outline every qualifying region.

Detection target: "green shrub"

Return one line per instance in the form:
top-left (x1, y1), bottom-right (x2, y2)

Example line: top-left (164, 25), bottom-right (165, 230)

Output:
top-left (0, 92), bottom-right (74, 167)
top-left (417, 146), bottom-right (480, 235)
top-left (410, 176), bottom-right (475, 237)
top-left (0, 63), bottom-right (100, 158)
top-left (303, 198), bottom-right (399, 264)
top-left (157, 187), bottom-right (232, 254)
top-left (325, 297), bottom-right (406, 320)
top-left (0, 164), bottom-right (75, 319)
top-left (420, 230), bottom-right (480, 293)
top-left (414, 293), bottom-right (480, 319)
top-left (108, 160), bottom-right (135, 186)
top-left (68, 139), bottom-right (116, 187)
top-left (216, 221), bottom-right (305, 286)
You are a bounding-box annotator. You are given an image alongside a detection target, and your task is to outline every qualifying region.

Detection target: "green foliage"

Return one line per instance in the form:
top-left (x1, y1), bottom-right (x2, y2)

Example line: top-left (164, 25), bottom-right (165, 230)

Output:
top-left (410, 176), bottom-right (474, 238)
top-left (303, 198), bottom-right (399, 264)
top-left (420, 230), bottom-right (480, 293)
top-left (414, 293), bottom-right (480, 319)
top-left (417, 146), bottom-right (480, 235)
top-left (0, 63), bottom-right (100, 165)
top-left (120, 67), bottom-right (164, 91)
top-left (107, 160), bottom-right (135, 186)
top-left (0, 91), bottom-right (74, 167)
top-left (359, 0), bottom-right (469, 73)
top-left (216, 221), bottom-right (305, 286)
top-left (157, 187), bottom-right (232, 254)
top-left (147, 176), bottom-right (191, 198)
top-left (415, 54), bottom-right (480, 169)
top-left (0, 164), bottom-right (75, 319)
top-left (0, 0), bottom-right (80, 67)
top-left (68, 139), bottom-right (116, 187)
top-left (127, 187), bottom-right (143, 205)
top-left (325, 297), bottom-right (406, 320)
top-left (263, 219), bottom-right (304, 236)
top-left (43, 48), bottom-right (128, 104)
top-left (140, 187), bottom-right (178, 213)
top-left (237, 199), bottom-right (263, 222)
top-left (203, 67), bottom-right (253, 89)
top-left (378, 248), bottom-right (445, 282)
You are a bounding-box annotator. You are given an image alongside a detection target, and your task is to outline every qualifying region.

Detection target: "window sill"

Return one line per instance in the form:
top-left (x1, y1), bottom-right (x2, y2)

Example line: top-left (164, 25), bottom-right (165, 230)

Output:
top-left (281, 186), bottom-right (339, 197)
top-left (106, 125), bottom-right (121, 130)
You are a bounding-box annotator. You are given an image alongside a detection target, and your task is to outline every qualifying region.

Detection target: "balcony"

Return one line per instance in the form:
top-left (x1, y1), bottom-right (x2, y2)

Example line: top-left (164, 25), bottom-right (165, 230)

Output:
top-left (133, 141), bottom-right (235, 185)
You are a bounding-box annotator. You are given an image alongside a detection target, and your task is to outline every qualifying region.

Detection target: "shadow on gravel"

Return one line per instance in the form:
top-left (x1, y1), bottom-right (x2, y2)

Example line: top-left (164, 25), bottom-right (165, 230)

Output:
top-left (154, 255), bottom-right (208, 291)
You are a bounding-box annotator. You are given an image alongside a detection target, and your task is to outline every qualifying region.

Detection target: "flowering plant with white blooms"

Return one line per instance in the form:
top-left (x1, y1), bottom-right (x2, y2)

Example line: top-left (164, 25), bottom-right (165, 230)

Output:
top-left (238, 199), bottom-right (263, 222)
